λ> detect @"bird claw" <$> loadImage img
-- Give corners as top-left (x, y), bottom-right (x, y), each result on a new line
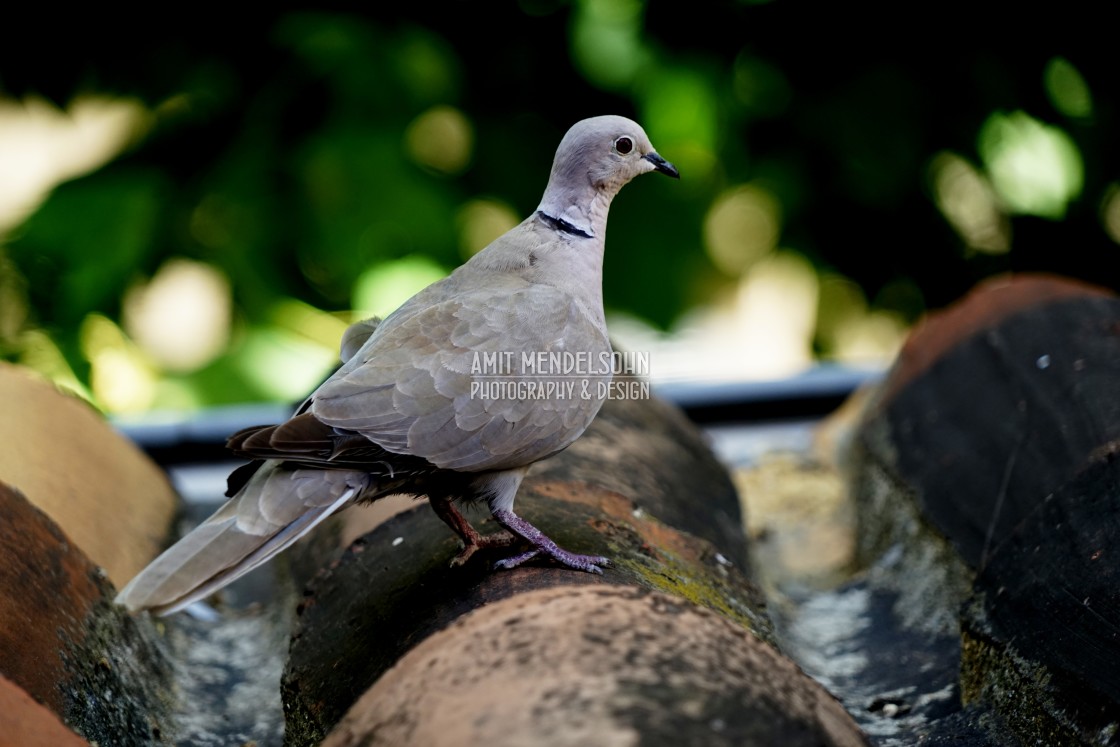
top-left (494, 548), bottom-right (610, 574)
top-left (489, 508), bottom-right (610, 574)
top-left (493, 549), bottom-right (541, 570)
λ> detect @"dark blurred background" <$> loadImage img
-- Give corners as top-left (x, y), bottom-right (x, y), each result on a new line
top-left (1, 4), bottom-right (1116, 414)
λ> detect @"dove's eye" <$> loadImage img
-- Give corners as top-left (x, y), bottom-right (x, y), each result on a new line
top-left (614, 136), bottom-right (634, 155)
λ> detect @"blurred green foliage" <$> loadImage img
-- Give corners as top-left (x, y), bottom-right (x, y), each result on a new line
top-left (0, 5), bottom-right (1117, 412)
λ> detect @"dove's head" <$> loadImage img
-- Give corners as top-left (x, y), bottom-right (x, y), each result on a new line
top-left (542, 115), bottom-right (678, 207)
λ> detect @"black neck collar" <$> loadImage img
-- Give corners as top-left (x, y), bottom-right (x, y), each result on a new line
top-left (537, 211), bottom-right (593, 239)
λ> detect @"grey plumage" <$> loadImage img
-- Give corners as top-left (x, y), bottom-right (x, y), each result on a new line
top-left (115, 115), bottom-right (678, 615)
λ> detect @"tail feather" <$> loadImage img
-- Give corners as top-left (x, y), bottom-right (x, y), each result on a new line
top-left (115, 461), bottom-right (367, 615)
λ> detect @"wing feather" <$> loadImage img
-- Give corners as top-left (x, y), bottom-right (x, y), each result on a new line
top-left (114, 462), bottom-right (366, 614)
top-left (311, 275), bottom-right (610, 472)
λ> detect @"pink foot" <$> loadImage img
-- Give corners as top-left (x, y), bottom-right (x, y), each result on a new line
top-left (491, 509), bottom-right (609, 574)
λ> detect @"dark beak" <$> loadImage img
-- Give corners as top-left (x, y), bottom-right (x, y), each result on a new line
top-left (643, 152), bottom-right (680, 179)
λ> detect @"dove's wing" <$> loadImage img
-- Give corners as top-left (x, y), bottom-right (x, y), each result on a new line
top-left (311, 272), bottom-right (611, 473)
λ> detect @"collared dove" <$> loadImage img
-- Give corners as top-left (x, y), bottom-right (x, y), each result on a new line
top-left (116, 115), bottom-right (679, 615)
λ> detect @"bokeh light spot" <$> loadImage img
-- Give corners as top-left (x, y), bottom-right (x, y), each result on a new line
top-left (124, 258), bottom-right (232, 373)
top-left (395, 31), bottom-right (460, 104)
top-left (929, 152), bottom-right (1010, 254)
top-left (732, 251), bottom-right (818, 377)
top-left (352, 255), bottom-right (448, 320)
top-left (703, 184), bottom-right (781, 275)
top-left (80, 313), bottom-right (156, 413)
top-left (815, 274), bottom-right (907, 365)
top-left (640, 65), bottom-right (719, 179)
top-left (1100, 184), bottom-right (1120, 245)
top-left (271, 298), bottom-right (350, 349)
top-left (830, 311), bottom-right (907, 365)
top-left (232, 326), bottom-right (338, 403)
top-left (978, 110), bottom-right (1083, 219)
top-left (1044, 57), bottom-right (1093, 119)
top-left (405, 106), bottom-right (474, 175)
top-left (572, 0), bottom-right (648, 90)
top-left (640, 251), bottom-right (818, 382)
top-left (0, 94), bottom-right (151, 235)
top-left (815, 274), bottom-right (868, 354)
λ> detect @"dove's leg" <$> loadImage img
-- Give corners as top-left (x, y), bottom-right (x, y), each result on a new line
top-left (428, 493), bottom-right (518, 566)
top-left (490, 509), bottom-right (608, 573)
top-left (476, 467), bottom-right (608, 574)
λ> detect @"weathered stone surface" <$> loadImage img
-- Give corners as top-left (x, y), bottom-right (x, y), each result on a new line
top-left (0, 674), bottom-right (90, 747)
top-left (845, 274), bottom-right (1120, 745)
top-left (856, 276), bottom-right (1120, 568)
top-left (321, 585), bottom-right (867, 747)
top-left (962, 449), bottom-right (1120, 745)
top-left (849, 278), bottom-right (1120, 636)
top-left (282, 479), bottom-right (770, 745)
top-left (0, 362), bottom-right (178, 587)
top-left (0, 481), bottom-right (173, 745)
top-left (876, 273), bottom-right (1112, 403)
